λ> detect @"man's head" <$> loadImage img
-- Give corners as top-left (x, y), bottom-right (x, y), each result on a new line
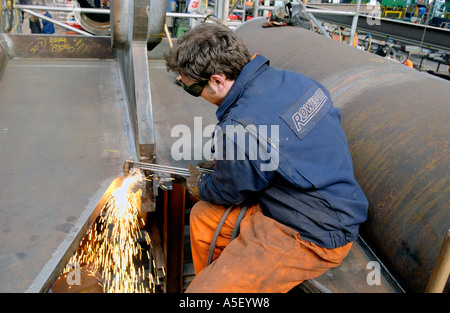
top-left (165, 22), bottom-right (251, 105)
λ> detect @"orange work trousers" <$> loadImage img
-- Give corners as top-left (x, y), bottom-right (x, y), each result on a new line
top-left (186, 201), bottom-right (353, 293)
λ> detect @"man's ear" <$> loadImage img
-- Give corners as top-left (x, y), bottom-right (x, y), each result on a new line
top-left (209, 74), bottom-right (227, 90)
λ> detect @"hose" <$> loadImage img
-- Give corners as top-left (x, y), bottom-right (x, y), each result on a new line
top-left (206, 205), bottom-right (234, 266)
top-left (0, 0), bottom-right (18, 33)
top-left (362, 33), bottom-right (372, 51)
top-left (230, 205), bottom-right (248, 241)
top-left (206, 204), bottom-right (249, 266)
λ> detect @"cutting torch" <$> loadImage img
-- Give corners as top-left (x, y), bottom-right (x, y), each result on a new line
top-left (123, 159), bottom-right (214, 178)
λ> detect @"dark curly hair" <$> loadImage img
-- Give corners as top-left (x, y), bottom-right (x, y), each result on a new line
top-left (164, 23), bottom-right (251, 82)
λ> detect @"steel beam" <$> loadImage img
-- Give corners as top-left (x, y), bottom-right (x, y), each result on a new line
top-left (112, 0), bottom-right (167, 163)
top-left (312, 12), bottom-right (450, 51)
top-left (307, 3), bottom-right (380, 14)
top-left (165, 184), bottom-right (186, 293)
top-left (15, 4), bottom-right (110, 14)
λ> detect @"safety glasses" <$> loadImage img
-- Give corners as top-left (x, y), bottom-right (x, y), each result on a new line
top-left (181, 80), bottom-right (208, 97)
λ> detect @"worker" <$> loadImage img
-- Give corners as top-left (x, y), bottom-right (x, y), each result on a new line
top-left (29, 15), bottom-right (41, 34)
top-left (164, 22), bottom-right (368, 292)
top-left (404, 58), bottom-right (414, 68)
top-left (41, 10), bottom-right (55, 34)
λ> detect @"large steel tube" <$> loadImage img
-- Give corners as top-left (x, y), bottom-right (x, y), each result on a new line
top-left (74, 0), bottom-right (167, 45)
top-left (74, 0), bottom-right (110, 35)
top-left (236, 18), bottom-right (449, 293)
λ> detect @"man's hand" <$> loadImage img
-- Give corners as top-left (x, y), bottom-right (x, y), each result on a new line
top-left (197, 160), bottom-right (216, 170)
top-left (186, 161), bottom-right (215, 200)
top-left (186, 164), bottom-right (202, 200)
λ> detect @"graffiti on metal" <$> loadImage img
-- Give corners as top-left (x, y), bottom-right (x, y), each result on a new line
top-left (6, 34), bottom-right (113, 59)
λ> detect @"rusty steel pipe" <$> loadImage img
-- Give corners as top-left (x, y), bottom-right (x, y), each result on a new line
top-left (236, 18), bottom-right (450, 293)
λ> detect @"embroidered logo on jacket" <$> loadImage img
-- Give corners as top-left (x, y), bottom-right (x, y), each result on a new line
top-left (292, 88), bottom-right (328, 132)
top-left (280, 83), bottom-right (332, 140)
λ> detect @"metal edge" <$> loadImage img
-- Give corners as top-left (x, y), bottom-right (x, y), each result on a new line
top-left (2, 33), bottom-right (114, 59)
top-left (24, 177), bottom-right (124, 293)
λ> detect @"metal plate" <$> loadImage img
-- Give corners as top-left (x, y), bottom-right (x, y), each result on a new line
top-left (2, 34), bottom-right (113, 59)
top-left (0, 58), bottom-right (134, 292)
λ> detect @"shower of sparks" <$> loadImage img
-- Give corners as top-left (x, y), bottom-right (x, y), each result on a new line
top-left (63, 172), bottom-right (158, 293)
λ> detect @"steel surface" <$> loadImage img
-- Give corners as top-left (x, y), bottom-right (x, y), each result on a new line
top-left (0, 58), bottom-right (134, 292)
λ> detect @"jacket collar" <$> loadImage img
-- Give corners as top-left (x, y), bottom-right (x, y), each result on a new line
top-left (216, 54), bottom-right (270, 121)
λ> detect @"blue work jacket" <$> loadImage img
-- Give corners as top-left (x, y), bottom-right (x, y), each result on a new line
top-left (42, 12), bottom-right (55, 34)
top-left (198, 55), bottom-right (368, 249)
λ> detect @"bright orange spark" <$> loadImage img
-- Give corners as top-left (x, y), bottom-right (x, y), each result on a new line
top-left (62, 171), bottom-right (157, 293)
